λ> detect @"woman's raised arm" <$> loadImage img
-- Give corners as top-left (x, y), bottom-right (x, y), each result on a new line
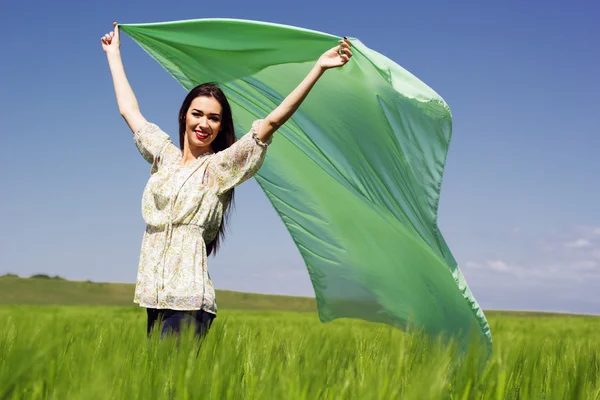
top-left (102, 22), bottom-right (147, 134)
top-left (256, 38), bottom-right (353, 143)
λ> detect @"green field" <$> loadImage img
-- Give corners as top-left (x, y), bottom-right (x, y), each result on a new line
top-left (2, 276), bottom-right (600, 399)
top-left (0, 275), bottom-right (317, 312)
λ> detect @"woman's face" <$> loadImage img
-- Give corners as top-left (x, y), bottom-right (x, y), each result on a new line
top-left (185, 95), bottom-right (223, 152)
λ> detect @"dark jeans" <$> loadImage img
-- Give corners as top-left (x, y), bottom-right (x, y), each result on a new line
top-left (146, 308), bottom-right (215, 338)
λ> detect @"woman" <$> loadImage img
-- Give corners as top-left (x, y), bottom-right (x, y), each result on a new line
top-left (101, 22), bottom-right (352, 338)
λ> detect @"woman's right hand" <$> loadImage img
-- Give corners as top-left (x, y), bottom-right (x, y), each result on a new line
top-left (101, 22), bottom-right (120, 54)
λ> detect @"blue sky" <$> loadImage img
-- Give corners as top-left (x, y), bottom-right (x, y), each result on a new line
top-left (1, 0), bottom-right (598, 314)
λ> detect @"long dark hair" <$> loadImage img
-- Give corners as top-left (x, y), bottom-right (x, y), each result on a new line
top-left (178, 83), bottom-right (236, 257)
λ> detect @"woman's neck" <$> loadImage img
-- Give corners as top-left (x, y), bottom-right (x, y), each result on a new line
top-left (181, 144), bottom-right (212, 166)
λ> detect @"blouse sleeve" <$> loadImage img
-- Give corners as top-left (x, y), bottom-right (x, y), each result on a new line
top-left (134, 123), bottom-right (180, 172)
top-left (207, 120), bottom-right (271, 195)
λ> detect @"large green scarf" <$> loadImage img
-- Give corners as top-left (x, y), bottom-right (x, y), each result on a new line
top-left (120, 18), bottom-right (492, 351)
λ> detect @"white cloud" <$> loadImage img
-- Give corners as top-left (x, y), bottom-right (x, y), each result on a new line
top-left (459, 226), bottom-right (600, 313)
top-left (487, 260), bottom-right (510, 272)
top-left (473, 228), bottom-right (600, 280)
top-left (482, 260), bottom-right (544, 279)
top-left (574, 226), bottom-right (600, 237)
top-left (571, 260), bottom-right (598, 271)
top-left (565, 239), bottom-right (591, 248)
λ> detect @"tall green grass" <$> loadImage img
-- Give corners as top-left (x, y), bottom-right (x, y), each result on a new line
top-left (1, 306), bottom-right (600, 399)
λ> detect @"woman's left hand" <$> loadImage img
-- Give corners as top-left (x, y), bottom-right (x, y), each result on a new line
top-left (317, 38), bottom-right (353, 70)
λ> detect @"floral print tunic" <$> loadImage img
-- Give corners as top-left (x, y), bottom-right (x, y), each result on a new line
top-left (132, 120), bottom-right (269, 313)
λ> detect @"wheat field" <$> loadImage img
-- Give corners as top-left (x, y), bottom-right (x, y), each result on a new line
top-left (2, 304), bottom-right (600, 399)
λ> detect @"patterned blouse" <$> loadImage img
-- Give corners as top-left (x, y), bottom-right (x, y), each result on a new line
top-left (132, 120), bottom-right (269, 313)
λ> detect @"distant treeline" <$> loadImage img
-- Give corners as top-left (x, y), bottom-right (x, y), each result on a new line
top-left (1, 273), bottom-right (66, 280)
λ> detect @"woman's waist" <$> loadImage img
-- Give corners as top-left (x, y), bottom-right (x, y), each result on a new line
top-left (146, 223), bottom-right (205, 235)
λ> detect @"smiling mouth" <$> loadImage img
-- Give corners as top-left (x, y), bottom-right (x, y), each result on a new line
top-left (195, 130), bottom-right (210, 140)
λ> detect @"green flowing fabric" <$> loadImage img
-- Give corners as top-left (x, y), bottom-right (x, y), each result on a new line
top-left (120, 18), bottom-right (492, 351)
